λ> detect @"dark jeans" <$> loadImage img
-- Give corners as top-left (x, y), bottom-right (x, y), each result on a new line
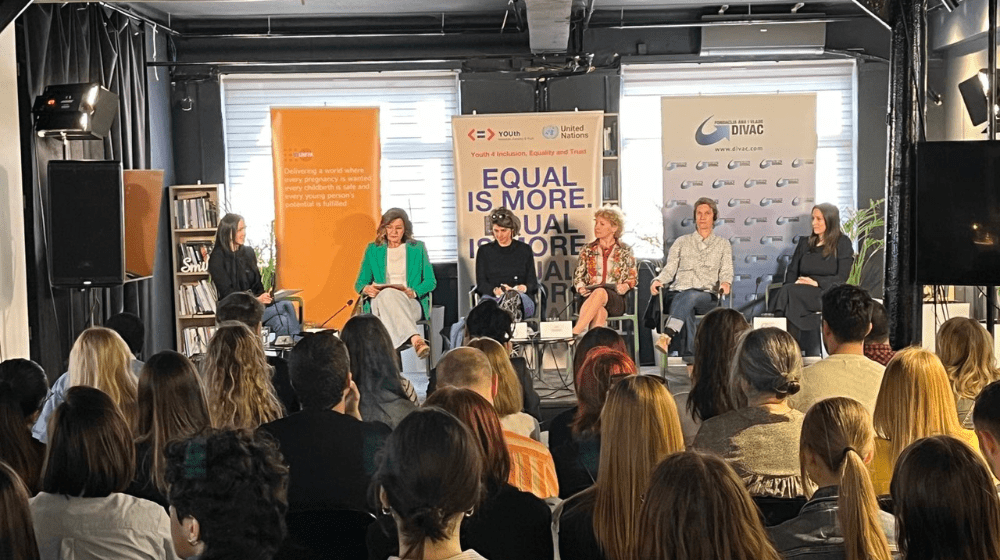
top-left (666, 289), bottom-right (718, 359)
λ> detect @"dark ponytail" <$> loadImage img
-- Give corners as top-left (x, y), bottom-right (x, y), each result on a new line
top-left (0, 360), bottom-right (47, 493)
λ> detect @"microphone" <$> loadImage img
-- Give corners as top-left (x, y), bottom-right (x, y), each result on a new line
top-left (549, 295), bottom-right (577, 321)
top-left (319, 299), bottom-right (354, 329)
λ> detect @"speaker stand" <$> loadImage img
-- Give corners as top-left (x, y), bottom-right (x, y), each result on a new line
top-left (989, 286), bottom-right (996, 337)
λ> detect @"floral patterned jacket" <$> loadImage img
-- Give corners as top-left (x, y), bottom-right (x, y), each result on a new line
top-left (572, 239), bottom-right (638, 290)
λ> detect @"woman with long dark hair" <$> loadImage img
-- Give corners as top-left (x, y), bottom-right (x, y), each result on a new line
top-left (128, 351), bottom-right (212, 508)
top-left (0, 359), bottom-right (47, 494)
top-left (0, 461), bottom-right (40, 560)
top-left (208, 212), bottom-right (300, 337)
top-left (371, 407), bottom-right (486, 560)
top-left (30, 386), bottom-right (176, 558)
top-left (355, 208), bottom-right (437, 359)
top-left (769, 203), bottom-right (854, 354)
top-left (341, 314), bottom-right (418, 429)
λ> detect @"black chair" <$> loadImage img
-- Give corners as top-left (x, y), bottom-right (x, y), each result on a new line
top-left (752, 495), bottom-right (807, 527)
top-left (275, 509), bottom-right (376, 560)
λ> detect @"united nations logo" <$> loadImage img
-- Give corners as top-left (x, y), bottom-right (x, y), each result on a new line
top-left (542, 126), bottom-right (559, 139)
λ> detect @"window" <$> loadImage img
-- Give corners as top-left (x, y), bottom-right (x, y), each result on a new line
top-left (619, 59), bottom-right (857, 259)
top-left (221, 71), bottom-right (461, 261)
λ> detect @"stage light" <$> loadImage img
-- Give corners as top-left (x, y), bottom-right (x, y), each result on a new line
top-left (31, 83), bottom-right (119, 140)
top-left (958, 69), bottom-right (998, 126)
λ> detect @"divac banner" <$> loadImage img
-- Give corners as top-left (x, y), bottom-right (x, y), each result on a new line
top-left (660, 95), bottom-right (817, 313)
top-left (452, 111), bottom-right (604, 318)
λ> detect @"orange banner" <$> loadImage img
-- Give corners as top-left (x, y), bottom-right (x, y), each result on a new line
top-left (271, 107), bottom-right (381, 330)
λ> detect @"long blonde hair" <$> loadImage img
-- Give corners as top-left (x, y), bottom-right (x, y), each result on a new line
top-left (591, 375), bottom-right (684, 560)
top-left (467, 337), bottom-right (523, 417)
top-left (937, 317), bottom-right (1000, 400)
top-left (638, 451), bottom-right (782, 560)
top-left (800, 397), bottom-right (892, 560)
top-left (68, 327), bottom-right (138, 429)
top-left (202, 322), bottom-right (282, 429)
top-left (873, 347), bottom-right (965, 469)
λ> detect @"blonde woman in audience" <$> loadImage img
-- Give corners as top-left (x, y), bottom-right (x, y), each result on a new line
top-left (936, 317), bottom-right (1000, 428)
top-left (557, 375), bottom-right (685, 560)
top-left (891, 435), bottom-right (1000, 560)
top-left (30, 386), bottom-right (177, 559)
top-left (0, 461), bottom-right (39, 560)
top-left (33, 326), bottom-right (138, 442)
top-left (871, 347), bottom-right (984, 495)
top-left (202, 322), bottom-right (283, 430)
top-left (637, 451), bottom-right (782, 560)
top-left (128, 351), bottom-right (212, 508)
top-left (467, 337), bottom-right (540, 440)
top-left (769, 397), bottom-right (896, 560)
top-left (693, 327), bottom-right (806, 498)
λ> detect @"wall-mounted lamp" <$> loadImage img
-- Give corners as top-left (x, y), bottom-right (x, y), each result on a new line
top-left (959, 68), bottom-right (997, 126)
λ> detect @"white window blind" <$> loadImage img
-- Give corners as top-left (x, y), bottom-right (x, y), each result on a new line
top-left (619, 59), bottom-right (857, 258)
top-left (221, 71), bottom-right (461, 262)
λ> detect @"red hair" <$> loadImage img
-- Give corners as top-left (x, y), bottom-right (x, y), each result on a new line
top-left (424, 387), bottom-right (511, 488)
top-left (572, 348), bottom-right (636, 436)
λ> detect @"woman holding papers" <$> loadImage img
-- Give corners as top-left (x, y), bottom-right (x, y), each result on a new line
top-left (572, 206), bottom-right (637, 336)
top-left (208, 213), bottom-right (301, 338)
top-left (355, 208), bottom-right (437, 359)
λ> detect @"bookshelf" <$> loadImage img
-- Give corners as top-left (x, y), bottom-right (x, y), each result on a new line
top-left (602, 113), bottom-right (620, 204)
top-left (169, 184), bottom-right (222, 355)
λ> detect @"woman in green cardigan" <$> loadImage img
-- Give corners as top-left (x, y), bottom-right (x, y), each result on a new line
top-left (354, 208), bottom-right (437, 359)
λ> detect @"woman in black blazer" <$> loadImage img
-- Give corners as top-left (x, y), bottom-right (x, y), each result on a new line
top-left (207, 213), bottom-right (300, 337)
top-left (770, 203), bottom-right (854, 353)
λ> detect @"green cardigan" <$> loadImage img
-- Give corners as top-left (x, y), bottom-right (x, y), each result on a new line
top-left (354, 240), bottom-right (437, 318)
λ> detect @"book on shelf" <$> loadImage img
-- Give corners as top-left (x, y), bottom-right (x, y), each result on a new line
top-left (177, 241), bottom-right (214, 273)
top-left (182, 325), bottom-right (217, 356)
top-left (177, 279), bottom-right (218, 316)
top-left (173, 194), bottom-right (218, 230)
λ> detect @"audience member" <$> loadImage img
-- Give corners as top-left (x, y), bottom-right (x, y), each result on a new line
top-left (371, 407), bottom-right (487, 560)
top-left (863, 300), bottom-right (895, 366)
top-left (973, 380), bottom-right (1000, 479)
top-left (890, 435), bottom-right (1000, 560)
top-left (32, 326), bottom-right (138, 443)
top-left (216, 291), bottom-right (300, 414)
top-left (435, 347), bottom-right (559, 500)
top-left (0, 461), bottom-right (40, 560)
top-left (0, 358), bottom-right (47, 493)
top-left (369, 387), bottom-right (552, 560)
top-left (128, 351), bottom-right (211, 508)
top-left (557, 376), bottom-right (684, 560)
top-left (30, 386), bottom-right (176, 559)
top-left (937, 316), bottom-right (1000, 428)
top-left (870, 347), bottom-right (984, 495)
top-left (459, 298), bottom-right (540, 419)
top-left (104, 311), bottom-right (146, 367)
top-left (547, 327), bottom-right (626, 451)
top-left (467, 337), bottom-right (539, 440)
top-left (793, 285), bottom-right (883, 415)
top-left (637, 451), bottom-right (782, 560)
top-left (165, 429), bottom-right (289, 560)
top-left (259, 331), bottom-right (389, 514)
top-left (202, 322), bottom-right (283, 430)
top-left (693, 327), bottom-right (806, 498)
top-left (768, 397), bottom-right (896, 560)
top-left (551, 347), bottom-right (636, 499)
top-left (677, 307), bottom-right (750, 445)
top-left (340, 314), bottom-right (419, 429)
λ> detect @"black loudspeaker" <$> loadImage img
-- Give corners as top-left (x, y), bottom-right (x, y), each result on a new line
top-left (46, 160), bottom-right (124, 288)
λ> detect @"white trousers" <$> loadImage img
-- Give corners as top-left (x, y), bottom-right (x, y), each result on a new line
top-left (371, 288), bottom-right (423, 348)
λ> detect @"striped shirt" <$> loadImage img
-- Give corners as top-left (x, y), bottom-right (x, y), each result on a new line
top-left (505, 429), bottom-right (559, 500)
top-left (656, 232), bottom-right (734, 292)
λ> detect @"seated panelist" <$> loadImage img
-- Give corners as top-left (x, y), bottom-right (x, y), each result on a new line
top-left (572, 206), bottom-right (637, 336)
top-left (207, 213), bottom-right (301, 338)
top-left (354, 208), bottom-right (437, 359)
top-left (474, 207), bottom-right (539, 321)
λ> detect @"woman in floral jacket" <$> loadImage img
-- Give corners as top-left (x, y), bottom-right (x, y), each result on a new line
top-left (572, 206), bottom-right (637, 336)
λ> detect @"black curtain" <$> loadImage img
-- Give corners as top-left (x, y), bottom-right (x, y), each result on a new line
top-left (16, 4), bottom-right (151, 380)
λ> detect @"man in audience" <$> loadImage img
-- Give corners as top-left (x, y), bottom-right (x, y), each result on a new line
top-left (863, 300), bottom-right (895, 366)
top-left (973, 380), bottom-right (1000, 481)
top-left (792, 284), bottom-right (884, 415)
top-left (258, 332), bottom-right (391, 513)
top-left (434, 347), bottom-right (559, 500)
top-left (216, 292), bottom-right (299, 413)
